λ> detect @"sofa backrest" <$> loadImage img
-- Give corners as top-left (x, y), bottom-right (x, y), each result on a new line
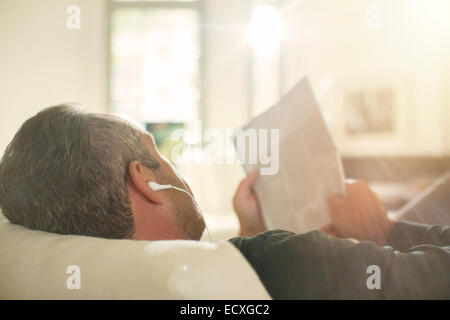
top-left (0, 216), bottom-right (270, 299)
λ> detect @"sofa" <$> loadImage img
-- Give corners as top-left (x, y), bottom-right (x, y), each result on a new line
top-left (0, 214), bottom-right (270, 299)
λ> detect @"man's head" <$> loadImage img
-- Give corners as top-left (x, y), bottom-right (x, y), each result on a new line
top-left (0, 104), bottom-right (205, 240)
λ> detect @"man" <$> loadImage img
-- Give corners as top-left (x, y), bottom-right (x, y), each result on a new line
top-left (0, 105), bottom-right (448, 299)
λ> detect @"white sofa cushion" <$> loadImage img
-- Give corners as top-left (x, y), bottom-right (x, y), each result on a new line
top-left (0, 216), bottom-right (270, 299)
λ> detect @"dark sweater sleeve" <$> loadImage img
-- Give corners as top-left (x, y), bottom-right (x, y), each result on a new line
top-left (387, 220), bottom-right (450, 251)
top-left (229, 226), bottom-right (450, 299)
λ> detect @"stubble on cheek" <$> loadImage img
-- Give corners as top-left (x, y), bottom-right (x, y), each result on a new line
top-left (172, 201), bottom-right (205, 240)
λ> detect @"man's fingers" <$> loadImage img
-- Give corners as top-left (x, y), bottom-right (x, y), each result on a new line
top-left (346, 180), bottom-right (370, 198)
top-left (246, 170), bottom-right (259, 185)
top-left (239, 171), bottom-right (258, 191)
top-left (328, 193), bottom-right (345, 217)
top-left (321, 224), bottom-right (340, 237)
top-left (234, 171), bottom-right (259, 203)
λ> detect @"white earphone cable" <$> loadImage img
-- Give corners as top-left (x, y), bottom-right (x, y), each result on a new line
top-left (148, 182), bottom-right (212, 242)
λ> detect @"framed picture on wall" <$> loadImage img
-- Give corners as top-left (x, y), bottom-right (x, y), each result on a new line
top-left (335, 77), bottom-right (412, 156)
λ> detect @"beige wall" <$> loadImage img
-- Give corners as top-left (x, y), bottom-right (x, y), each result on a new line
top-left (281, 0), bottom-right (450, 156)
top-left (0, 0), bottom-right (107, 154)
top-left (178, 0), bottom-right (252, 214)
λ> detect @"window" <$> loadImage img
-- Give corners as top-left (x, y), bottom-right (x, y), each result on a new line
top-left (109, 0), bottom-right (202, 159)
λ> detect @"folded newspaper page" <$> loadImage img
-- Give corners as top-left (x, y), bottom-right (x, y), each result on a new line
top-left (233, 78), bottom-right (345, 234)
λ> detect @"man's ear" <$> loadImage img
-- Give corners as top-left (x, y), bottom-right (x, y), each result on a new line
top-left (128, 160), bottom-right (164, 205)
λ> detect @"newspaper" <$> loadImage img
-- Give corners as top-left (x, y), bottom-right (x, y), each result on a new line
top-left (234, 78), bottom-right (345, 234)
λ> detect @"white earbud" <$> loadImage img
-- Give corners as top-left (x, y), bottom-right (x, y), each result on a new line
top-left (148, 181), bottom-right (173, 191)
top-left (148, 181), bottom-right (191, 195)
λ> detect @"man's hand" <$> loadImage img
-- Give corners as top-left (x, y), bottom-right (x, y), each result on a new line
top-left (324, 180), bottom-right (395, 246)
top-left (233, 171), bottom-right (266, 237)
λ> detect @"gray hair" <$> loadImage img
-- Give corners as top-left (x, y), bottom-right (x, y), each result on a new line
top-left (0, 104), bottom-right (159, 238)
